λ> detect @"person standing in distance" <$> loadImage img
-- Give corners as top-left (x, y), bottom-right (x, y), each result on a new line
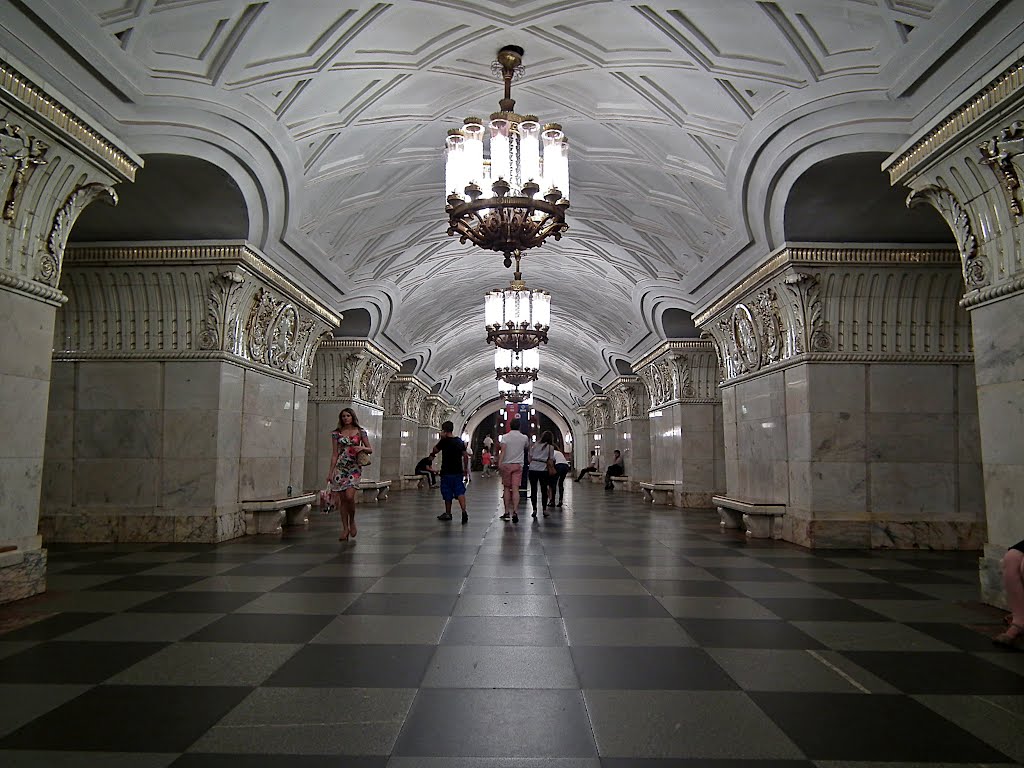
top-left (430, 421), bottom-right (470, 524)
top-left (497, 418), bottom-right (529, 523)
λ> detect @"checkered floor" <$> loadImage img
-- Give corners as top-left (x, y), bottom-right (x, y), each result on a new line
top-left (1, 477), bottom-right (1022, 767)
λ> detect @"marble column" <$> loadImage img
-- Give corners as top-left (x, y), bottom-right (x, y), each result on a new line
top-left (41, 243), bottom-right (336, 543)
top-left (697, 245), bottom-right (979, 549)
top-left (636, 342), bottom-right (725, 507)
top-left (380, 375), bottom-right (429, 484)
top-left (884, 55), bottom-right (1024, 603)
top-left (304, 339), bottom-right (398, 491)
top-left (578, 396), bottom-right (612, 477)
top-left (0, 53), bottom-right (140, 603)
top-left (606, 376), bottom-right (651, 489)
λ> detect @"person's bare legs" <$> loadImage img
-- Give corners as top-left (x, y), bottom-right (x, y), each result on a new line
top-left (347, 487), bottom-right (358, 538)
top-left (997, 548), bottom-right (1024, 645)
top-left (338, 488), bottom-right (356, 540)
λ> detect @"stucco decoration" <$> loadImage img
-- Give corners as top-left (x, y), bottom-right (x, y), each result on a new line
top-left (39, 184), bottom-right (118, 287)
top-left (0, 118), bottom-right (48, 222)
top-left (694, 247), bottom-right (970, 384)
top-left (635, 342), bottom-right (720, 407)
top-left (384, 375), bottom-right (430, 420)
top-left (309, 340), bottom-right (399, 406)
top-left (608, 376), bottom-right (647, 423)
top-left (978, 120), bottom-right (1023, 220)
top-left (198, 269), bottom-right (248, 353)
top-left (907, 186), bottom-right (987, 288)
top-left (246, 288), bottom-right (319, 376)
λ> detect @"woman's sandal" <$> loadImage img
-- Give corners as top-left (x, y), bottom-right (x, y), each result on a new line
top-left (349, 523), bottom-right (357, 539)
top-left (993, 622), bottom-right (1024, 649)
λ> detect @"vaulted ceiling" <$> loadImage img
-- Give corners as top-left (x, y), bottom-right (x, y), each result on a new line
top-left (5, 0), bottom-right (1013, 419)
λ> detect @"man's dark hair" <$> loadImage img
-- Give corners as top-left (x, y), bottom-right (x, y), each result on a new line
top-left (510, 418), bottom-right (521, 430)
top-left (441, 420), bottom-right (454, 433)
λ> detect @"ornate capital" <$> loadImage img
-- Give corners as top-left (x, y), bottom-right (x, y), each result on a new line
top-left (606, 376), bottom-right (647, 423)
top-left (310, 339), bottom-right (399, 405)
top-left (635, 341), bottom-right (719, 407)
top-left (384, 375), bottom-right (431, 420)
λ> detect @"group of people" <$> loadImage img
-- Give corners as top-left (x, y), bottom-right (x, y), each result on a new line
top-left (575, 449), bottom-right (625, 489)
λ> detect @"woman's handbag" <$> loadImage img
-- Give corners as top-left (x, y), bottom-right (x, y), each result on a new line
top-left (318, 487), bottom-right (334, 513)
top-left (546, 448), bottom-right (557, 476)
top-left (356, 429), bottom-right (372, 466)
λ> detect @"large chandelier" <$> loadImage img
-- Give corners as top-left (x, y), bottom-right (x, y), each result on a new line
top-left (444, 45), bottom-right (569, 267)
top-left (498, 380), bottom-right (533, 404)
top-left (495, 348), bottom-right (539, 386)
top-left (484, 253), bottom-right (550, 351)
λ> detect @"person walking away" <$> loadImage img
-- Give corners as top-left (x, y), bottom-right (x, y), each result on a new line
top-left (576, 450), bottom-right (600, 482)
top-left (430, 421), bottom-right (470, 524)
top-left (528, 430), bottom-right (556, 518)
top-left (480, 447), bottom-right (493, 477)
top-left (497, 419), bottom-right (529, 523)
top-left (551, 448), bottom-right (570, 506)
top-left (414, 455), bottom-right (437, 488)
top-left (327, 408), bottom-right (373, 541)
top-left (604, 449), bottom-right (625, 490)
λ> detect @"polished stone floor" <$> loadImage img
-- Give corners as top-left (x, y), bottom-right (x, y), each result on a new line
top-left (1, 477), bottom-right (1022, 767)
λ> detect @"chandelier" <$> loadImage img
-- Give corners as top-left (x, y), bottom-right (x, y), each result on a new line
top-left (484, 253), bottom-right (550, 351)
top-left (495, 348), bottom-right (539, 386)
top-left (498, 380), bottom-right (533, 404)
top-left (444, 45), bottom-right (569, 267)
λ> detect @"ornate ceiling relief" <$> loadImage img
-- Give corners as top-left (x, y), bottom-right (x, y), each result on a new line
top-left (886, 55), bottom-right (1024, 309)
top-left (57, 243), bottom-right (338, 384)
top-left (0, 58), bottom-right (137, 298)
top-left (635, 342), bottom-right (721, 407)
top-left (309, 339), bottom-right (398, 406)
top-left (383, 375), bottom-right (430, 421)
top-left (693, 247), bottom-right (971, 384)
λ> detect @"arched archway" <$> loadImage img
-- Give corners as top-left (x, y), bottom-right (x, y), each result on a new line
top-left (461, 398), bottom-right (579, 464)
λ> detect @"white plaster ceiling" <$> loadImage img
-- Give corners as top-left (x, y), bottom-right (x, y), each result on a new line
top-left (4, 0), bottom-right (1011, 418)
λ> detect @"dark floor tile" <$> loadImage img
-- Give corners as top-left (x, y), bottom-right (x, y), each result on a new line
top-left (0, 612), bottom-right (105, 641)
top-left (677, 619), bottom-right (825, 649)
top-left (0, 640), bottom-right (166, 683)
top-left (224, 563), bottom-right (317, 577)
top-left (326, 553), bottom-right (407, 564)
top-left (184, 613), bottom-right (334, 643)
top-left (129, 591), bottom-right (260, 613)
top-left (905, 621), bottom-right (1003, 651)
top-left (753, 598), bottom-right (889, 622)
top-left (0, 684), bottom-right (250, 752)
top-left (746, 557), bottom-right (847, 569)
top-left (572, 646), bottom-right (738, 690)
top-left (186, 552), bottom-right (263, 563)
top-left (263, 643), bottom-right (434, 687)
top-left (440, 616), bottom-right (567, 646)
top-left (392, 688), bottom-right (596, 757)
top-left (89, 575), bottom-right (205, 592)
top-left (841, 650), bottom-right (1024, 694)
top-left (641, 580), bottom-right (745, 598)
top-left (866, 569), bottom-right (966, 584)
top-left (271, 576), bottom-right (378, 593)
top-left (170, 757), bottom-right (386, 767)
top-left (817, 581), bottom-right (936, 600)
top-left (557, 595), bottom-right (671, 618)
top-left (750, 691), bottom-right (1012, 762)
top-left (600, 760), bottom-right (815, 767)
top-left (548, 565), bottom-right (634, 579)
top-left (385, 564), bottom-right (472, 578)
top-left (60, 561), bottom-right (154, 575)
top-left (344, 594), bottom-right (457, 616)
top-left (703, 567), bottom-right (797, 582)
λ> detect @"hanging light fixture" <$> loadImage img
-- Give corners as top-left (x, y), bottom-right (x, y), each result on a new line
top-left (484, 252), bottom-right (550, 351)
top-left (498, 380), bottom-right (534, 404)
top-left (444, 45), bottom-right (569, 268)
top-left (495, 348), bottom-right (539, 386)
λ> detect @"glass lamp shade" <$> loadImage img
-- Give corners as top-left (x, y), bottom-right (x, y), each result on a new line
top-left (495, 348), bottom-right (539, 385)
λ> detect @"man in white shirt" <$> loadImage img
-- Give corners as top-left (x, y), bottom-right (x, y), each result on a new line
top-left (497, 419), bottom-right (529, 523)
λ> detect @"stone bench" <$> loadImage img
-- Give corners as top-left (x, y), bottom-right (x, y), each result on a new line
top-left (400, 474), bottom-right (430, 491)
top-left (242, 493), bottom-right (316, 535)
top-left (640, 482), bottom-right (676, 505)
top-left (355, 480), bottom-right (391, 504)
top-left (588, 472), bottom-right (604, 484)
top-left (713, 495), bottom-right (786, 539)
top-left (609, 475), bottom-right (631, 490)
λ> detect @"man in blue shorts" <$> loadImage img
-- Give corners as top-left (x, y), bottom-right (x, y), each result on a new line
top-left (429, 420), bottom-right (471, 524)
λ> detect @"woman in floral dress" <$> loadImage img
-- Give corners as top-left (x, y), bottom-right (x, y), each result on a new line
top-left (327, 408), bottom-right (373, 541)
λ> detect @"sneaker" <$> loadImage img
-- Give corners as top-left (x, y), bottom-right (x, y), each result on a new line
top-left (461, 511), bottom-right (468, 524)
top-left (437, 512), bottom-right (452, 521)
top-left (512, 513), bottom-right (519, 523)
top-left (499, 513), bottom-right (511, 521)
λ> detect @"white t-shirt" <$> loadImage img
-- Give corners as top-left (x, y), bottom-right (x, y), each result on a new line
top-left (552, 450), bottom-right (568, 466)
top-left (498, 430), bottom-right (529, 465)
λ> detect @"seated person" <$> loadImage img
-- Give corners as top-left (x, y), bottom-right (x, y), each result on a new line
top-left (414, 456), bottom-right (437, 487)
top-left (604, 449), bottom-right (624, 489)
top-left (575, 450), bottom-right (600, 481)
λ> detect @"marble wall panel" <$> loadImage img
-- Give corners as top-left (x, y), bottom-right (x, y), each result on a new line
top-left (74, 458), bottom-right (159, 507)
top-left (161, 458), bottom-right (218, 509)
top-left (381, 417), bottom-right (419, 481)
top-left (0, 457), bottom-right (44, 545)
top-left (77, 362), bottom-right (162, 411)
top-left (866, 413), bottom-right (955, 463)
top-left (238, 457), bottom-right (290, 500)
top-left (74, 410), bottom-right (161, 458)
top-left (869, 364), bottom-right (954, 414)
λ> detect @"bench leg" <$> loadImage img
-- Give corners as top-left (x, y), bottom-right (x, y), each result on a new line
top-left (641, 488), bottom-right (653, 503)
top-left (284, 504), bottom-right (311, 527)
top-left (377, 488), bottom-right (389, 502)
top-left (718, 506), bottom-right (743, 530)
top-left (651, 490), bottom-right (672, 505)
top-left (249, 510), bottom-right (284, 535)
top-left (743, 513), bottom-right (775, 539)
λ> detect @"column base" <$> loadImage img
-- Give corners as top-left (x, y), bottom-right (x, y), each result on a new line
top-left (39, 510), bottom-right (247, 544)
top-left (777, 515), bottom-right (986, 550)
top-left (0, 548), bottom-right (47, 605)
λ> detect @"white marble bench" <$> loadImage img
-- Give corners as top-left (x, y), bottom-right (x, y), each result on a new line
top-left (640, 482), bottom-right (676, 505)
top-left (588, 473), bottom-right (604, 484)
top-left (713, 495), bottom-right (786, 539)
top-left (355, 480), bottom-right (391, 504)
top-left (400, 474), bottom-right (427, 491)
top-left (242, 493), bottom-right (316, 535)
top-left (609, 475), bottom-right (631, 490)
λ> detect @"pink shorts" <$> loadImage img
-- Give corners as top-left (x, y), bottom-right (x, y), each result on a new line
top-left (499, 463), bottom-right (523, 488)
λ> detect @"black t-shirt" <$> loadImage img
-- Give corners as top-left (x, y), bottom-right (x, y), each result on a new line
top-left (415, 457), bottom-right (432, 473)
top-left (433, 436), bottom-right (467, 475)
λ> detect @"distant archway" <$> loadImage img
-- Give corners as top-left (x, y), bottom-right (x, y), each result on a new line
top-left (461, 398), bottom-right (578, 463)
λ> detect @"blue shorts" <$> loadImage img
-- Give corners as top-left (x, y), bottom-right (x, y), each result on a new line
top-left (440, 474), bottom-right (466, 501)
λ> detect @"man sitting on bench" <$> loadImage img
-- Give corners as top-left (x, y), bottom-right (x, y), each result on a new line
top-left (415, 455), bottom-right (437, 488)
top-left (604, 450), bottom-right (625, 490)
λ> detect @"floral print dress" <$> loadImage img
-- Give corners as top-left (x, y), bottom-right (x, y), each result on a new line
top-left (329, 429), bottom-right (365, 492)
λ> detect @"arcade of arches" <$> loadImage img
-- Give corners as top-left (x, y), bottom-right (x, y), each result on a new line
top-left (0, 1), bottom-right (1022, 616)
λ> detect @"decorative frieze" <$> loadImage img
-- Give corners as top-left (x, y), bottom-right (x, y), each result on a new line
top-left (634, 340), bottom-right (720, 407)
top-left (56, 243), bottom-right (339, 383)
top-left (384, 375), bottom-right (430, 420)
top-left (419, 394), bottom-right (452, 429)
top-left (310, 339), bottom-right (399, 406)
top-left (694, 246), bottom-right (970, 384)
top-left (606, 376), bottom-right (648, 423)
top-left (578, 395), bottom-right (610, 431)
